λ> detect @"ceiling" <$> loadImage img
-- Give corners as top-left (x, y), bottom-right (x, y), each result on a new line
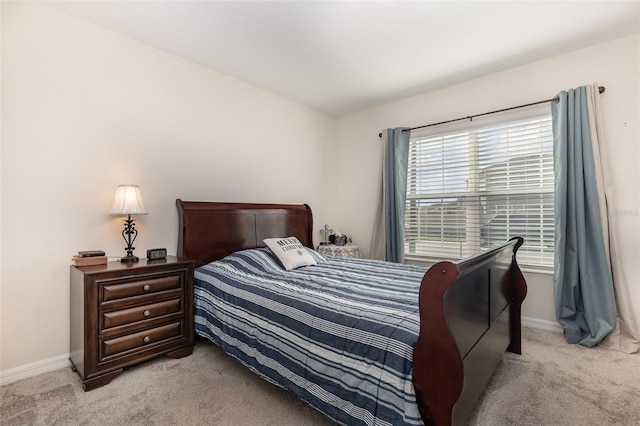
top-left (48, 1), bottom-right (640, 116)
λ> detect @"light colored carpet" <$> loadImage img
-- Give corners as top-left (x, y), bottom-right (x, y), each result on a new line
top-left (2, 328), bottom-right (639, 425)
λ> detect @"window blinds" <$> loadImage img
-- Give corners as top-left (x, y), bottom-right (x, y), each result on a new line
top-left (405, 113), bottom-right (554, 269)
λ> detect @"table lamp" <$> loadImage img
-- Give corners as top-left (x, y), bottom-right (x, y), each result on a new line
top-left (110, 184), bottom-right (148, 262)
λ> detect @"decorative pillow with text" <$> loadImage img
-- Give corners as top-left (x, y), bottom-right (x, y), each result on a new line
top-left (263, 237), bottom-right (318, 271)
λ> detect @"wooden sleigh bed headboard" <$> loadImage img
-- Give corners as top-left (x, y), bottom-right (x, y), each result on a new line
top-left (176, 200), bottom-right (314, 267)
top-left (176, 199), bottom-right (527, 426)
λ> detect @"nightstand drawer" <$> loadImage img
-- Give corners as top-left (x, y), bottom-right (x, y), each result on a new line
top-left (101, 298), bottom-right (183, 331)
top-left (101, 275), bottom-right (181, 302)
top-left (101, 321), bottom-right (182, 358)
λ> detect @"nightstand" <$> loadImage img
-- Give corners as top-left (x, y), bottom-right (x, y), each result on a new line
top-left (317, 244), bottom-right (361, 258)
top-left (69, 256), bottom-right (194, 391)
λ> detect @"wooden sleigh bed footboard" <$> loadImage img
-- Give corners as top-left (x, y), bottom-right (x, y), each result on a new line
top-left (413, 237), bottom-right (527, 426)
top-left (176, 200), bottom-right (527, 426)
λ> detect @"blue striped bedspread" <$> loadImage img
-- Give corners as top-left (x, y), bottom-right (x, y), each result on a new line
top-left (194, 248), bottom-right (429, 426)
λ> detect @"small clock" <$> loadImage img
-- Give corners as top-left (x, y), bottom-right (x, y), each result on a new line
top-left (147, 248), bottom-right (167, 260)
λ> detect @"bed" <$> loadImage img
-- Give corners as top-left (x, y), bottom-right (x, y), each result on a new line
top-left (176, 200), bottom-right (527, 426)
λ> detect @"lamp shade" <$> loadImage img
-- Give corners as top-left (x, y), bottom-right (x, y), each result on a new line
top-left (110, 184), bottom-right (148, 215)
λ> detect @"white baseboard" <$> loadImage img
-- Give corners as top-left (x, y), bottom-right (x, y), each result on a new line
top-left (0, 318), bottom-right (560, 387)
top-left (0, 353), bottom-right (70, 386)
top-left (522, 316), bottom-right (563, 333)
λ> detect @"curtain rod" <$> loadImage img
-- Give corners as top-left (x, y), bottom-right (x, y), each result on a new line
top-left (378, 86), bottom-right (605, 138)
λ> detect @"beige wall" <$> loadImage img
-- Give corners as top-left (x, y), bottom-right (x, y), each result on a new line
top-left (2, 1), bottom-right (638, 378)
top-left (334, 33), bottom-right (640, 325)
top-left (1, 2), bottom-right (336, 372)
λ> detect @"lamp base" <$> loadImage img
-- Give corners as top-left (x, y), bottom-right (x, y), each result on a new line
top-left (120, 255), bottom-right (139, 263)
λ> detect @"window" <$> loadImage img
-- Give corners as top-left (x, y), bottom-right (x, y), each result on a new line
top-left (405, 108), bottom-right (554, 269)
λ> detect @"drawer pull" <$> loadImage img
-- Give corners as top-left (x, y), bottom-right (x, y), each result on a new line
top-left (143, 310), bottom-right (150, 317)
top-left (143, 336), bottom-right (150, 343)
top-left (143, 284), bottom-right (150, 291)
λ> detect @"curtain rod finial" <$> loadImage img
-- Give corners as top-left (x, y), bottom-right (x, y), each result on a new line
top-left (599, 86), bottom-right (606, 94)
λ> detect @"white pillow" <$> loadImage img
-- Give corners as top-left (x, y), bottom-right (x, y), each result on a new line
top-left (263, 237), bottom-right (317, 271)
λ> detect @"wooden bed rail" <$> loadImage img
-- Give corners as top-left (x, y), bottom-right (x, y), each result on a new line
top-left (412, 237), bottom-right (527, 426)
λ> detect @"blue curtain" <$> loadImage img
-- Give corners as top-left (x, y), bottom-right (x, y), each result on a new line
top-left (552, 87), bottom-right (616, 347)
top-left (383, 127), bottom-right (411, 263)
